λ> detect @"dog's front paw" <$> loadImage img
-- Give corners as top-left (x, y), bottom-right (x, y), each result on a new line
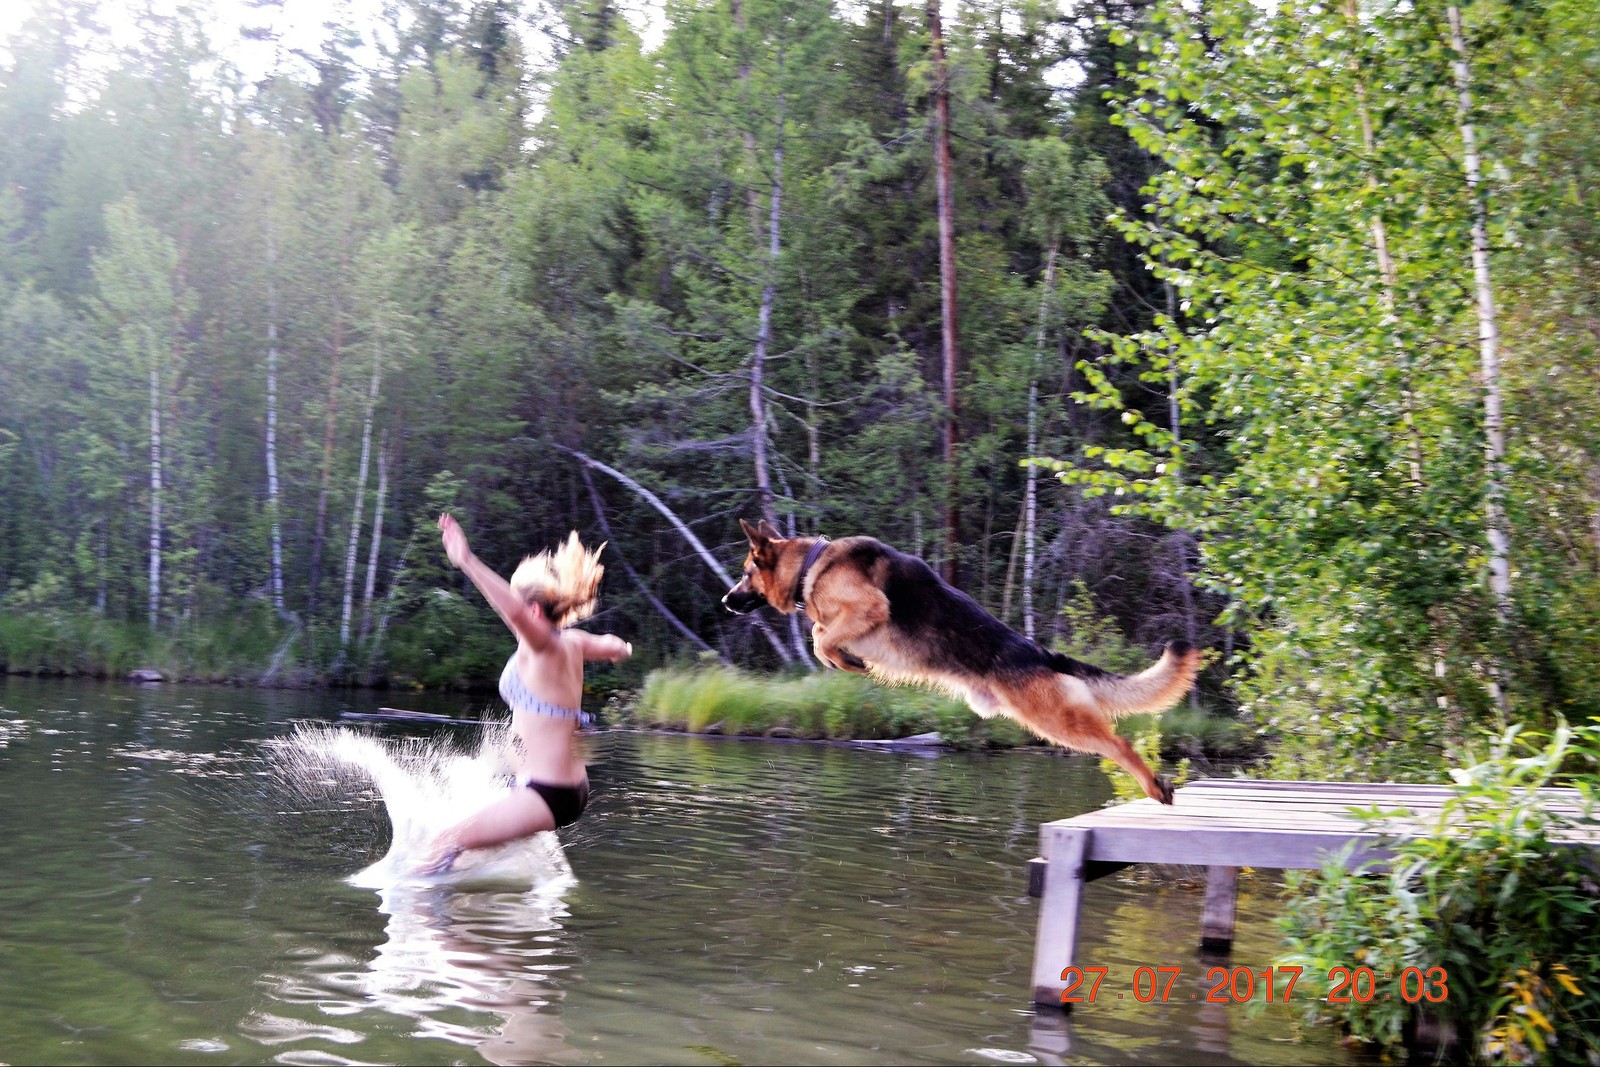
top-left (819, 645), bottom-right (868, 673)
top-left (1154, 777), bottom-right (1174, 805)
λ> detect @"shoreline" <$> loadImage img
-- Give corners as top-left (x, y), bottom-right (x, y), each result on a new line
top-left (0, 663), bottom-right (485, 693)
top-left (2, 666), bottom-right (1253, 764)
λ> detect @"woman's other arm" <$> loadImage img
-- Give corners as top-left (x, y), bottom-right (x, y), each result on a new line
top-left (572, 631), bottom-right (633, 663)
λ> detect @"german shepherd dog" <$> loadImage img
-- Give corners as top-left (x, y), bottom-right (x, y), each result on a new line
top-left (723, 520), bottom-right (1202, 804)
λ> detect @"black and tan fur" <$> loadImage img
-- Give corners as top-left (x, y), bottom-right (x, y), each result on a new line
top-left (723, 519), bottom-right (1201, 804)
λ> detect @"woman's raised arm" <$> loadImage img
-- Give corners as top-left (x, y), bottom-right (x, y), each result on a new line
top-left (439, 513), bottom-right (554, 651)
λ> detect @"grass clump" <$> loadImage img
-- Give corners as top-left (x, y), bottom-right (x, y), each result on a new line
top-left (637, 654), bottom-right (1246, 757)
top-left (633, 659), bottom-right (1021, 746)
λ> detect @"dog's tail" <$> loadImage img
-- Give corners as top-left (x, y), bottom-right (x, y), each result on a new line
top-left (1047, 641), bottom-right (1203, 719)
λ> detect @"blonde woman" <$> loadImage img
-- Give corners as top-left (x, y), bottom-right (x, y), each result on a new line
top-left (417, 513), bottom-right (632, 875)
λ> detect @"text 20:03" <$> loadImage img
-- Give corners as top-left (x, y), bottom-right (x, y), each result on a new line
top-left (1058, 965), bottom-right (1450, 1004)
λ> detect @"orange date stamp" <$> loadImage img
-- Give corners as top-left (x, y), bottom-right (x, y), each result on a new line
top-left (1059, 964), bottom-right (1450, 1005)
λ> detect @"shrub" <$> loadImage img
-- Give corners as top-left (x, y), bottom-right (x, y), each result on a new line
top-left (1276, 723), bottom-right (1600, 1065)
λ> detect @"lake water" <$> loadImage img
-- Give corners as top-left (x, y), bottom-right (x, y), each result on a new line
top-left (0, 675), bottom-right (1370, 1066)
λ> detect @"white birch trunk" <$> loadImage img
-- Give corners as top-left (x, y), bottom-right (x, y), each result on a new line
top-left (148, 362), bottom-right (162, 629)
top-left (757, 95), bottom-right (811, 664)
top-left (1165, 277), bottom-right (1201, 709)
top-left (339, 334), bottom-right (383, 647)
top-left (1345, 0), bottom-right (1426, 487)
top-left (358, 437), bottom-right (389, 648)
top-left (310, 300), bottom-right (344, 616)
top-left (1448, 4), bottom-right (1512, 714)
top-left (96, 526), bottom-right (107, 614)
top-left (749, 96), bottom-right (784, 527)
top-left (929, 0), bottom-right (960, 582)
top-left (1591, 465), bottom-right (1600, 562)
top-left (368, 546), bottom-right (410, 671)
top-left (1343, 0), bottom-right (1455, 716)
top-left (1023, 244), bottom-right (1059, 641)
top-left (265, 223), bottom-right (285, 615)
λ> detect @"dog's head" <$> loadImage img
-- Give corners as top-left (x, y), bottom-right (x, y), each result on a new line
top-left (722, 518), bottom-right (786, 614)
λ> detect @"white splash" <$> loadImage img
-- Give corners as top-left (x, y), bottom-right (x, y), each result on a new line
top-left (267, 722), bottom-right (575, 891)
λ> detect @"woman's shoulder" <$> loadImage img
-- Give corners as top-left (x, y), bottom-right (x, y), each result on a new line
top-left (513, 632), bottom-right (587, 668)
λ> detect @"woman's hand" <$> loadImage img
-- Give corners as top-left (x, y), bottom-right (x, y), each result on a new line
top-left (439, 513), bottom-right (472, 569)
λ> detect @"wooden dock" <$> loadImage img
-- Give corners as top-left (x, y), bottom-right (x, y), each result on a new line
top-left (1027, 778), bottom-right (1595, 1008)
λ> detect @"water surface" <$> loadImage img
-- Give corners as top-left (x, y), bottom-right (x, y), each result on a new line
top-left (0, 675), bottom-right (1367, 1065)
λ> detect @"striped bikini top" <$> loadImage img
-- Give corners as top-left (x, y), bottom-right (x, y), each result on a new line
top-left (499, 655), bottom-right (593, 727)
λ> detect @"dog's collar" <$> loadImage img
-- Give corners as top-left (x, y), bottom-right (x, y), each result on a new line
top-left (793, 537), bottom-right (830, 611)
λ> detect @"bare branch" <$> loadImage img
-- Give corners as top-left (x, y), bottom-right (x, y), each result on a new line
top-left (581, 467), bottom-right (720, 657)
top-left (553, 444), bottom-right (795, 665)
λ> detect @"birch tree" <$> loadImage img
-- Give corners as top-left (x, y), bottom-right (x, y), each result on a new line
top-left (1051, 0), bottom-right (1538, 773)
top-left (1016, 139), bottom-right (1113, 639)
top-left (90, 198), bottom-right (186, 629)
top-left (339, 225), bottom-right (420, 652)
top-left (926, 0), bottom-right (961, 582)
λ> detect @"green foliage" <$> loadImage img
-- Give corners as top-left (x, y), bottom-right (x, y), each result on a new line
top-left (0, 0), bottom-right (1163, 687)
top-left (1038, 0), bottom-right (1600, 778)
top-left (1053, 580), bottom-right (1152, 675)
top-left (1278, 724), bottom-right (1600, 1064)
top-left (1145, 704), bottom-right (1253, 762)
top-left (375, 471), bottom-right (507, 687)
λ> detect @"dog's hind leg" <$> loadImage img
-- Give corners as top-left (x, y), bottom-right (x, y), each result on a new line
top-left (1006, 677), bottom-right (1174, 804)
top-left (1081, 733), bottom-right (1174, 805)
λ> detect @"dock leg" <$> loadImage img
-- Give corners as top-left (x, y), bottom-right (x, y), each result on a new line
top-left (1200, 866), bottom-right (1239, 953)
top-left (1030, 825), bottom-right (1090, 1008)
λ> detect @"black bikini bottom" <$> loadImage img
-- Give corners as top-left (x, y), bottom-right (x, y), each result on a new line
top-left (521, 776), bottom-right (591, 829)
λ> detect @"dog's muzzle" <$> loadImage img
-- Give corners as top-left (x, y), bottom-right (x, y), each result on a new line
top-left (722, 588), bottom-right (766, 615)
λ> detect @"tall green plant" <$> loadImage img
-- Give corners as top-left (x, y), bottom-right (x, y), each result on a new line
top-left (1278, 723), bottom-right (1600, 1064)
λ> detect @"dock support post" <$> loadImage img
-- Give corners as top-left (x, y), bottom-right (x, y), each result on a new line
top-left (1201, 865), bottom-right (1239, 952)
top-left (1026, 856), bottom-right (1047, 897)
top-left (1030, 824), bottom-right (1091, 1008)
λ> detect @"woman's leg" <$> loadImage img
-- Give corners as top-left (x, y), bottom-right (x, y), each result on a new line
top-left (416, 787), bottom-right (556, 874)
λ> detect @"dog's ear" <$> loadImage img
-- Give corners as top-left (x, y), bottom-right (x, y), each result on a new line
top-left (756, 519), bottom-right (783, 542)
top-left (739, 518), bottom-right (764, 545)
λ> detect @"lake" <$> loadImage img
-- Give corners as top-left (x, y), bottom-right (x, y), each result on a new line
top-left (0, 675), bottom-right (1368, 1065)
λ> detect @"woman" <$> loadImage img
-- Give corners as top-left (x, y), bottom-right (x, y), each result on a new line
top-left (417, 513), bottom-right (632, 875)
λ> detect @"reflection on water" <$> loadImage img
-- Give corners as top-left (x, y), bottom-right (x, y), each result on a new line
top-left (361, 882), bottom-right (576, 1064)
top-left (0, 676), bottom-right (1370, 1066)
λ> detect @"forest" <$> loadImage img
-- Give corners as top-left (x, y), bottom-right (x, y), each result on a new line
top-left (1, 0), bottom-right (1598, 778)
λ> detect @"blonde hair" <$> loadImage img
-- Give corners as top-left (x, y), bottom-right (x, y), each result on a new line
top-left (509, 531), bottom-right (606, 627)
